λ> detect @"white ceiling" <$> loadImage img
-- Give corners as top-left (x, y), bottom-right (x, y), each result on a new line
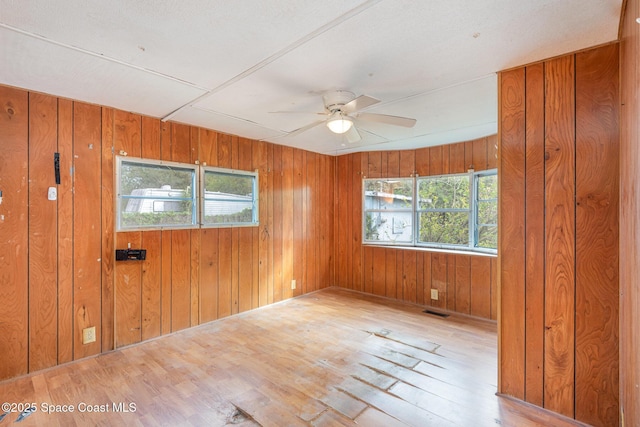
top-left (0, 0), bottom-right (622, 155)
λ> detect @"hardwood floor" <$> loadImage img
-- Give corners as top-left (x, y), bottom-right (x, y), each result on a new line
top-left (0, 288), bottom-right (587, 426)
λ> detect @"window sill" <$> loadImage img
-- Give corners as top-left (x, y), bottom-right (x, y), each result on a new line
top-left (361, 243), bottom-right (497, 258)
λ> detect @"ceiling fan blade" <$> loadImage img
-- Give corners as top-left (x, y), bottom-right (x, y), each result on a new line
top-left (287, 120), bottom-right (325, 137)
top-left (345, 125), bottom-right (361, 143)
top-left (357, 112), bottom-right (416, 128)
top-left (269, 110), bottom-right (326, 115)
top-left (342, 95), bottom-right (380, 114)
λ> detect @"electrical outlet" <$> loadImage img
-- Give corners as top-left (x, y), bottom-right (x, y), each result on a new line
top-left (82, 327), bottom-right (96, 344)
top-left (430, 289), bottom-right (439, 300)
top-left (291, 279), bottom-right (296, 290)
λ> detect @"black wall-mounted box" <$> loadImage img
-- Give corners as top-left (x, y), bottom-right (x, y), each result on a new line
top-left (115, 249), bottom-right (147, 261)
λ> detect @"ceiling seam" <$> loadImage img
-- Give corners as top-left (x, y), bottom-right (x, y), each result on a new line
top-left (0, 22), bottom-right (209, 92)
top-left (160, 0), bottom-right (384, 122)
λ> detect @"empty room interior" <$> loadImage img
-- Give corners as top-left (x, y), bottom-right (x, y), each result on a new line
top-left (0, 1), bottom-right (638, 426)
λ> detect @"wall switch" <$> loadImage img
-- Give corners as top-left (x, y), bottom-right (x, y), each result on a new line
top-left (82, 327), bottom-right (96, 344)
top-left (430, 289), bottom-right (439, 300)
top-left (47, 187), bottom-right (57, 201)
top-left (291, 279), bottom-right (296, 290)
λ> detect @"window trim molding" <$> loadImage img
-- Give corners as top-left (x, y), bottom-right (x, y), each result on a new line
top-left (200, 166), bottom-right (260, 229)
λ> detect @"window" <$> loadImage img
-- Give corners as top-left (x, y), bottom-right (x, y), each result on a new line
top-left (417, 174), bottom-right (471, 247)
top-left (202, 167), bottom-right (258, 227)
top-left (362, 170), bottom-right (497, 253)
top-left (116, 157), bottom-right (198, 231)
top-left (363, 178), bottom-right (414, 244)
top-left (474, 171), bottom-right (498, 249)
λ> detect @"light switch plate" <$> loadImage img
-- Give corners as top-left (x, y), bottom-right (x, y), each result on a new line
top-left (47, 187), bottom-right (57, 201)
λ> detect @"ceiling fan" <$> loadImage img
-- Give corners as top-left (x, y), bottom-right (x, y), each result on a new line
top-left (281, 91), bottom-right (416, 143)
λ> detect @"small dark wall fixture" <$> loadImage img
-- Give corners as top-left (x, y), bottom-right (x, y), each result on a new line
top-left (115, 249), bottom-right (146, 261)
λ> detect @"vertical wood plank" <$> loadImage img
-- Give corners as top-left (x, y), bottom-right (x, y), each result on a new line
top-left (171, 230), bottom-right (191, 331)
top-left (161, 233), bottom-right (172, 335)
top-left (619, 2), bottom-right (640, 424)
top-left (372, 247), bottom-right (386, 296)
top-left (449, 142), bottom-right (466, 174)
top-left (429, 146), bottom-right (443, 175)
top-left (446, 255), bottom-right (456, 311)
top-left (141, 117), bottom-right (162, 339)
top-left (363, 246), bottom-right (373, 294)
top-left (281, 146), bottom-right (294, 300)
top-left (416, 251), bottom-right (424, 305)
top-left (399, 150), bottom-right (415, 178)
top-left (465, 141), bottom-right (474, 170)
top-left (575, 44), bottom-right (619, 427)
top-left (487, 134), bottom-right (499, 170)
top-left (490, 257), bottom-right (498, 321)
top-left (293, 148), bottom-right (305, 297)
top-left (336, 155), bottom-right (349, 288)
top-left (73, 102), bottom-right (102, 360)
top-left (386, 151), bottom-right (400, 177)
top-left (0, 86), bottom-right (29, 378)
top-left (431, 253), bottom-right (447, 310)
top-left (28, 92), bottom-right (59, 371)
top-left (115, 232), bottom-right (142, 347)
top-left (218, 228), bottom-right (232, 318)
top-left (524, 62), bottom-right (546, 407)
top-left (385, 249), bottom-right (397, 298)
top-left (141, 231), bottom-right (162, 340)
top-left (442, 145), bottom-right (451, 174)
top-left (351, 153), bottom-right (363, 291)
top-left (473, 138), bottom-right (488, 171)
top-left (190, 128), bottom-right (200, 325)
top-left (200, 228), bottom-right (219, 323)
top-left (543, 54), bottom-right (576, 418)
top-left (470, 257), bottom-right (491, 319)
top-left (114, 112), bottom-right (142, 348)
top-left (403, 251), bottom-right (417, 303)
top-left (499, 67), bottom-right (527, 399)
top-left (231, 227), bottom-right (239, 313)
top-left (272, 145), bottom-right (283, 301)
top-left (415, 148), bottom-right (430, 176)
top-left (368, 151), bottom-right (382, 178)
top-left (419, 252), bottom-right (431, 306)
top-left (58, 99), bottom-right (75, 363)
top-left (255, 141), bottom-right (270, 306)
top-left (454, 255), bottom-right (471, 314)
top-left (238, 138), bottom-right (254, 311)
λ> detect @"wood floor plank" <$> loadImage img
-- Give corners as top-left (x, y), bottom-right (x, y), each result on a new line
top-left (0, 288), bottom-right (588, 427)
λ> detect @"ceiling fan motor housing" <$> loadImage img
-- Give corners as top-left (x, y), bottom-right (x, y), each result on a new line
top-left (323, 91), bottom-right (356, 113)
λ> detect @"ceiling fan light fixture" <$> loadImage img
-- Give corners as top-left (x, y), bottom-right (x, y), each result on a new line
top-left (326, 112), bottom-right (353, 134)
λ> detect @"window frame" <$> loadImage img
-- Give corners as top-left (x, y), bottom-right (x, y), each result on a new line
top-left (415, 172), bottom-right (473, 250)
top-left (472, 169), bottom-right (498, 251)
top-left (361, 169), bottom-right (497, 254)
top-left (200, 166), bottom-right (259, 228)
top-left (115, 156), bottom-right (199, 232)
top-left (362, 177), bottom-right (415, 245)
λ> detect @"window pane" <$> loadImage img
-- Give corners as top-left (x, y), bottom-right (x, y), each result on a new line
top-left (203, 170), bottom-right (257, 225)
top-left (477, 174), bottom-right (497, 200)
top-left (418, 211), bottom-right (469, 245)
top-left (364, 211), bottom-right (413, 243)
top-left (418, 175), bottom-right (470, 209)
top-left (118, 160), bottom-right (196, 230)
top-left (364, 179), bottom-right (413, 210)
top-left (121, 162), bottom-right (193, 195)
top-left (477, 225), bottom-right (497, 249)
top-left (477, 200), bottom-right (497, 225)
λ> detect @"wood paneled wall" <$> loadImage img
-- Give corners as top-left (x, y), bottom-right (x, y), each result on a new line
top-left (498, 43), bottom-right (619, 427)
top-left (0, 85), bottom-right (335, 380)
top-left (334, 136), bottom-right (499, 319)
top-left (620, 0), bottom-right (640, 425)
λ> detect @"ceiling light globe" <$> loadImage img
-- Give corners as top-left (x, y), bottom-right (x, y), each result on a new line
top-left (326, 114), bottom-right (353, 134)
